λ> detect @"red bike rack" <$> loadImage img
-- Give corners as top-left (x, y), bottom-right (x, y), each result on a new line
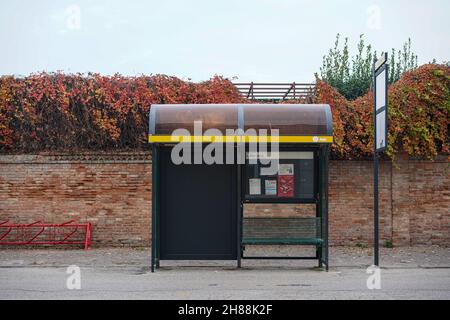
top-left (0, 220), bottom-right (92, 250)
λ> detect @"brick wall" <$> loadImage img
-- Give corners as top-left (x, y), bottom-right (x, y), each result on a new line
top-left (328, 160), bottom-right (394, 246)
top-left (0, 153), bottom-right (448, 247)
top-left (0, 154), bottom-right (151, 247)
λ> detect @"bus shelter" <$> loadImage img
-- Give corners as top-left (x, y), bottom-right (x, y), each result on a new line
top-left (148, 104), bottom-right (333, 272)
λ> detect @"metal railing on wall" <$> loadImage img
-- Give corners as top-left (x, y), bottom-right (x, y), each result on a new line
top-left (0, 220), bottom-right (92, 250)
top-left (233, 82), bottom-right (316, 101)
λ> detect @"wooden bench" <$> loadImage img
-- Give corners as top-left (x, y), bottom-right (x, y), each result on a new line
top-left (242, 217), bottom-right (322, 246)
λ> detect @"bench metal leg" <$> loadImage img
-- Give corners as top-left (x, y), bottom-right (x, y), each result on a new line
top-left (317, 245), bottom-right (323, 268)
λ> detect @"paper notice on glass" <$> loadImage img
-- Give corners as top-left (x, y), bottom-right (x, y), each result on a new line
top-left (249, 179), bottom-right (261, 195)
top-left (278, 175), bottom-right (294, 197)
top-left (279, 164), bottom-right (294, 176)
top-left (265, 180), bottom-right (277, 195)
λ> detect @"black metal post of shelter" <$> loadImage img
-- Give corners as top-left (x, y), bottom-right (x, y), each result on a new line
top-left (237, 162), bottom-right (242, 268)
top-left (148, 104), bottom-right (333, 272)
top-left (373, 149), bottom-right (379, 266)
top-left (151, 144), bottom-right (159, 272)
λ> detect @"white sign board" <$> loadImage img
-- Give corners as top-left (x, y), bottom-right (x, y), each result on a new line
top-left (374, 62), bottom-right (388, 152)
top-left (375, 69), bottom-right (386, 111)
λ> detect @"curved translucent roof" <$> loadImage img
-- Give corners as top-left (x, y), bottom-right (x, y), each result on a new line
top-left (149, 104), bottom-right (333, 142)
top-left (242, 104), bottom-right (331, 136)
top-left (150, 104), bottom-right (240, 135)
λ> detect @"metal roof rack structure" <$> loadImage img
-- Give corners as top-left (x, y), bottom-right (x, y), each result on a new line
top-left (233, 82), bottom-right (316, 101)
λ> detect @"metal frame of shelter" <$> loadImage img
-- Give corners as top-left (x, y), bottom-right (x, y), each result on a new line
top-left (233, 83), bottom-right (316, 101)
top-left (148, 104), bottom-right (333, 272)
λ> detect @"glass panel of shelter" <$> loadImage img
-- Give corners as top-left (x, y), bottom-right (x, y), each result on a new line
top-left (244, 151), bottom-right (317, 203)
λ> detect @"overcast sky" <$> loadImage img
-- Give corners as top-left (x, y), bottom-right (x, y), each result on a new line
top-left (0, 0), bottom-right (448, 82)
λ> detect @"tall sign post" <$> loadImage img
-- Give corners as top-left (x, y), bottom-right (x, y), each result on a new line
top-left (373, 53), bottom-right (388, 267)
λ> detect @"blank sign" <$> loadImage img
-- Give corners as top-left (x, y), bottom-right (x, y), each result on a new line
top-left (376, 111), bottom-right (386, 150)
top-left (376, 69), bottom-right (386, 110)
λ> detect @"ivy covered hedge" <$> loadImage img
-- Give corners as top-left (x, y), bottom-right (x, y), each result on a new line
top-left (0, 64), bottom-right (449, 159)
top-left (0, 74), bottom-right (245, 152)
top-left (317, 64), bottom-right (449, 159)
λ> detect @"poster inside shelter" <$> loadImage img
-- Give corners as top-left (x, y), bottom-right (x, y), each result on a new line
top-left (279, 164), bottom-right (294, 176)
top-left (265, 180), bottom-right (277, 195)
top-left (249, 178), bottom-right (261, 195)
top-left (278, 175), bottom-right (294, 197)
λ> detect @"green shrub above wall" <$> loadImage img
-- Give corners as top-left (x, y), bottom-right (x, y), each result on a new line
top-left (319, 34), bottom-right (420, 100)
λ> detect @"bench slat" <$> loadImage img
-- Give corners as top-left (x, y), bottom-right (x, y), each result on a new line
top-left (242, 238), bottom-right (323, 245)
top-left (242, 217), bottom-right (322, 245)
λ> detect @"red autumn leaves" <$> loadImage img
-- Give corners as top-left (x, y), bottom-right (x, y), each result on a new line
top-left (0, 65), bottom-right (448, 159)
top-left (0, 74), bottom-right (245, 152)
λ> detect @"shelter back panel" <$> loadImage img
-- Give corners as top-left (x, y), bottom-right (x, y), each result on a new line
top-left (160, 148), bottom-right (237, 260)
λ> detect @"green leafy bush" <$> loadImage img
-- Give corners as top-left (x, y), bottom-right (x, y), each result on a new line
top-left (320, 34), bottom-right (419, 100)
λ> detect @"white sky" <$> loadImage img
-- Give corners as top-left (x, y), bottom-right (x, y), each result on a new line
top-left (0, 0), bottom-right (448, 82)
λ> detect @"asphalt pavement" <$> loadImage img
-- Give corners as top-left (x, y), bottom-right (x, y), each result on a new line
top-left (1, 247), bottom-right (449, 300)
